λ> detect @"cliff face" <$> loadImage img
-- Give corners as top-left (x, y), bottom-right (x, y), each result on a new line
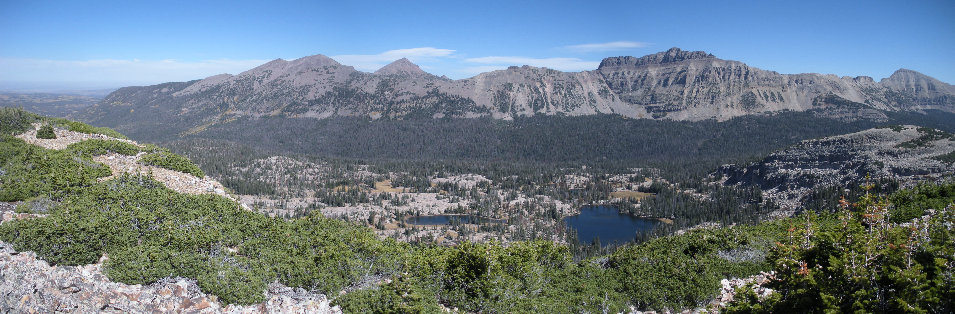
top-left (597, 50), bottom-right (788, 119)
top-left (718, 126), bottom-right (955, 210)
top-left (80, 48), bottom-right (955, 133)
top-left (593, 48), bottom-right (949, 120)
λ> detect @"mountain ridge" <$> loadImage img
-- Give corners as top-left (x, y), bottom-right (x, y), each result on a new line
top-left (79, 48), bottom-right (955, 135)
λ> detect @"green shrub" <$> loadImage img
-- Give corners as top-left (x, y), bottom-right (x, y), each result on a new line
top-left (196, 260), bottom-right (268, 304)
top-left (0, 135), bottom-right (111, 201)
top-left (0, 212), bottom-right (106, 265)
top-left (726, 192), bottom-right (955, 313)
top-left (36, 124), bottom-right (56, 139)
top-left (52, 118), bottom-right (127, 139)
top-left (0, 107), bottom-right (39, 135)
top-left (66, 139), bottom-right (143, 157)
top-left (888, 182), bottom-right (955, 223)
top-left (607, 221), bottom-right (787, 310)
top-left (106, 244), bottom-right (194, 284)
top-left (139, 151), bottom-right (205, 177)
top-left (334, 275), bottom-right (442, 313)
top-left (394, 240), bottom-right (627, 313)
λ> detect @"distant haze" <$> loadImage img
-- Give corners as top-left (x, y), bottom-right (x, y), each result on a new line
top-left (0, 81), bottom-right (121, 94)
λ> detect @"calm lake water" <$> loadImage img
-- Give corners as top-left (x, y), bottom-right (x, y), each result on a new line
top-left (406, 215), bottom-right (505, 225)
top-left (564, 206), bottom-right (658, 246)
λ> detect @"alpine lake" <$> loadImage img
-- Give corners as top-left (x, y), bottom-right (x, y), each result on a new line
top-left (563, 206), bottom-right (659, 246)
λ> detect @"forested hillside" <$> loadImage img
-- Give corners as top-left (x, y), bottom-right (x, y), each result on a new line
top-left (108, 109), bottom-right (955, 173)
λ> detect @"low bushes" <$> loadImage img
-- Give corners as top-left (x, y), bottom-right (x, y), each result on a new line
top-left (0, 107), bottom-right (38, 135)
top-left (726, 190), bottom-right (955, 313)
top-left (889, 182), bottom-right (955, 223)
top-left (139, 151), bottom-right (205, 178)
top-left (52, 118), bottom-right (128, 139)
top-left (608, 222), bottom-right (785, 309)
top-left (0, 174), bottom-right (403, 305)
top-left (0, 135), bottom-right (110, 201)
top-left (66, 139), bottom-right (144, 157)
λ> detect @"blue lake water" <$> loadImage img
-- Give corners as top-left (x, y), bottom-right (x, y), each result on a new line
top-left (406, 215), bottom-right (505, 225)
top-left (564, 206), bottom-right (658, 246)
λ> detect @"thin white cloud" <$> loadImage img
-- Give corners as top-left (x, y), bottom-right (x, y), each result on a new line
top-left (464, 56), bottom-right (599, 73)
top-left (565, 41), bottom-right (649, 52)
top-left (380, 47), bottom-right (455, 58)
top-left (460, 65), bottom-right (515, 75)
top-left (332, 47), bottom-right (455, 72)
top-left (0, 57), bottom-right (269, 87)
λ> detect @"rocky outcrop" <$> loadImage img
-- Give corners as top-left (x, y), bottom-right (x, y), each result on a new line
top-left (79, 48), bottom-right (955, 136)
top-left (0, 242), bottom-right (339, 313)
top-left (16, 122), bottom-right (137, 150)
top-left (710, 272), bottom-right (775, 310)
top-left (16, 123), bottom-right (233, 199)
top-left (718, 126), bottom-right (955, 210)
top-left (598, 48), bottom-right (716, 69)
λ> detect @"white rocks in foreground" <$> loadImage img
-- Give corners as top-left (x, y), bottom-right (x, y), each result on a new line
top-left (0, 242), bottom-right (341, 313)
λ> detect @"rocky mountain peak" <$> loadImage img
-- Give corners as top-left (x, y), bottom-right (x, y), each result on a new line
top-left (285, 54), bottom-right (350, 74)
top-left (374, 58), bottom-right (429, 76)
top-left (881, 68), bottom-right (954, 94)
top-left (884, 68), bottom-right (936, 83)
top-left (290, 54), bottom-right (343, 68)
top-left (890, 68), bottom-right (922, 76)
top-left (853, 76), bottom-right (875, 83)
top-left (239, 54), bottom-right (345, 77)
top-left (598, 47), bottom-right (715, 69)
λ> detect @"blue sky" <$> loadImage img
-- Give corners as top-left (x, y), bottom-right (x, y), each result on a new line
top-left (1, 0), bottom-right (953, 90)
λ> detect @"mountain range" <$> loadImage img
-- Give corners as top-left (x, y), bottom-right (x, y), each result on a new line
top-left (79, 48), bottom-right (955, 135)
